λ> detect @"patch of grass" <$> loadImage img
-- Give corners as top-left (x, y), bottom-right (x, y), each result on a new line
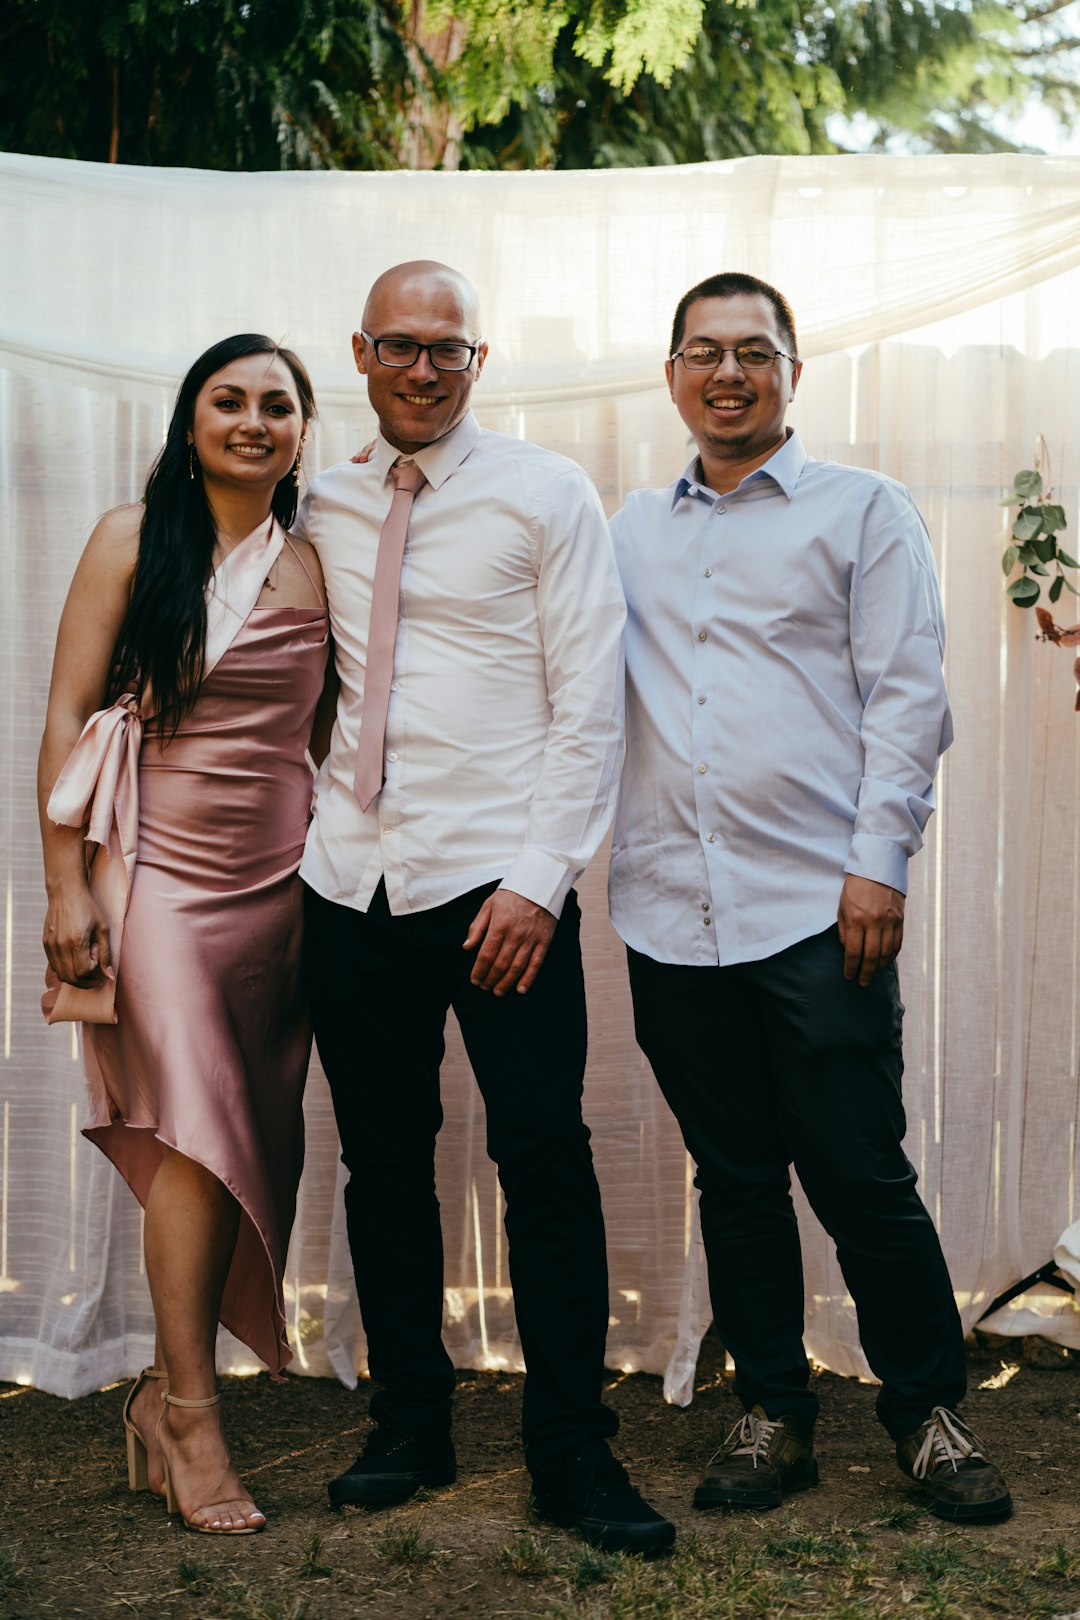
top-left (764, 1527), bottom-right (865, 1567)
top-left (508, 1517), bottom-right (1080, 1620)
top-left (0, 1548), bottom-right (24, 1593)
top-left (895, 1537), bottom-right (978, 1581)
top-left (296, 1532), bottom-right (333, 1579)
top-left (500, 1532), bottom-right (556, 1578)
top-left (889, 1534), bottom-right (1080, 1619)
top-left (177, 1558), bottom-right (313, 1620)
top-left (373, 1519), bottom-right (437, 1564)
top-left (178, 1556), bottom-right (217, 1588)
top-left (571, 1545), bottom-right (619, 1588)
top-left (1035, 1540), bottom-right (1080, 1581)
top-left (869, 1499), bottom-right (926, 1531)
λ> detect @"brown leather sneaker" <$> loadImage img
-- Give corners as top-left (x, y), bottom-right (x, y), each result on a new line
top-left (895, 1406), bottom-right (1012, 1523)
top-left (693, 1405), bottom-right (818, 1510)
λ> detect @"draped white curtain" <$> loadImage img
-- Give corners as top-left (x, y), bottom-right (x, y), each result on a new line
top-left (2, 152), bottom-right (1079, 1400)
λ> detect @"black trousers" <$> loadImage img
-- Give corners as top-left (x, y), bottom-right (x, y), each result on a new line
top-left (305, 880), bottom-right (617, 1478)
top-left (628, 926), bottom-right (967, 1440)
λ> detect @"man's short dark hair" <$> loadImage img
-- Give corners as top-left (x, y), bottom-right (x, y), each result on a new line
top-left (670, 273), bottom-right (798, 360)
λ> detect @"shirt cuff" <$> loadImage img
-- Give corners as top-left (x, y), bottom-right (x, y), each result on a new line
top-left (844, 833), bottom-right (910, 895)
top-left (500, 847), bottom-right (576, 918)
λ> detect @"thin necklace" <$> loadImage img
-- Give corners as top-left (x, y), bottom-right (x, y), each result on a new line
top-left (215, 513), bottom-right (277, 585)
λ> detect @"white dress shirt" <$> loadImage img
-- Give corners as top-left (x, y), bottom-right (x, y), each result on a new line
top-left (296, 411), bottom-right (625, 918)
top-left (609, 431), bottom-right (953, 967)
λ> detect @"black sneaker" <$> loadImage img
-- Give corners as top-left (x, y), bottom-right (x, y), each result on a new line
top-left (895, 1406), bottom-right (1012, 1523)
top-left (327, 1424), bottom-right (456, 1509)
top-left (694, 1406), bottom-right (818, 1510)
top-left (532, 1443), bottom-right (676, 1555)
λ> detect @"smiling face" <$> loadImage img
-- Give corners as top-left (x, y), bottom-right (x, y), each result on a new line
top-left (354, 265), bottom-right (487, 454)
top-left (666, 292), bottom-right (801, 489)
top-left (188, 352), bottom-right (304, 496)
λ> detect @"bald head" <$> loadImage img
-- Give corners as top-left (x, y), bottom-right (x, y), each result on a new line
top-left (362, 261), bottom-right (482, 339)
top-left (354, 260), bottom-right (488, 454)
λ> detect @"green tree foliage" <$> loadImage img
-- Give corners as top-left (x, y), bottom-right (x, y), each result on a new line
top-left (457, 0), bottom-right (1080, 166)
top-left (0, 0), bottom-right (413, 168)
top-left (1, 0), bottom-right (1077, 170)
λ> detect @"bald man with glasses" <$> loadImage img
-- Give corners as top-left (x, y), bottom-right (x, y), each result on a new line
top-left (295, 260), bottom-right (673, 1554)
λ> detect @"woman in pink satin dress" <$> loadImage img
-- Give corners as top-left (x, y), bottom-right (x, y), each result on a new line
top-left (38, 334), bottom-right (333, 1535)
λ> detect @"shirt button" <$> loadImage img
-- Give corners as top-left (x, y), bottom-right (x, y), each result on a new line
top-left (387, 751), bottom-right (398, 763)
top-left (390, 680), bottom-right (400, 692)
top-left (702, 902), bottom-right (710, 911)
top-left (697, 631), bottom-right (707, 642)
top-left (704, 567), bottom-right (713, 577)
top-left (698, 763), bottom-right (708, 774)
top-left (717, 505), bottom-right (726, 513)
top-left (703, 916), bottom-right (712, 926)
top-left (697, 695), bottom-right (706, 705)
top-left (706, 833), bottom-right (716, 843)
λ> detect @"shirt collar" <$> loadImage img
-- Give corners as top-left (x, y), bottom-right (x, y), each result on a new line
top-left (374, 410), bottom-right (481, 492)
top-left (671, 429), bottom-right (808, 510)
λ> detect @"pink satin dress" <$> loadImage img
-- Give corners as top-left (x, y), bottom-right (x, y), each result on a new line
top-left (82, 568), bottom-right (327, 1378)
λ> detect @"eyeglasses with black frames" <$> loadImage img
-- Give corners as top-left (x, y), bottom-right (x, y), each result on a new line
top-left (362, 331), bottom-right (481, 372)
top-left (670, 343), bottom-right (797, 371)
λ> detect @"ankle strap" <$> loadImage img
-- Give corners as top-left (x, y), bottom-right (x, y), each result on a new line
top-left (139, 1366), bottom-right (168, 1379)
top-left (164, 1391), bottom-right (221, 1409)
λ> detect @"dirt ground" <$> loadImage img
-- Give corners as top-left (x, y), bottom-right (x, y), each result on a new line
top-left (1, 1333), bottom-right (1078, 1620)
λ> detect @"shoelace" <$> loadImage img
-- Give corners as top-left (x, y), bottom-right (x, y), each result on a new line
top-left (716, 1410), bottom-right (781, 1469)
top-left (910, 1406), bottom-right (985, 1479)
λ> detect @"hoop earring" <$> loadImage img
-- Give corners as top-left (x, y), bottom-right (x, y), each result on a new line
top-left (188, 444), bottom-right (197, 481)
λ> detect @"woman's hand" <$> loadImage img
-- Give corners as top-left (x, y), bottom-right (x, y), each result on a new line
top-left (43, 881), bottom-right (114, 987)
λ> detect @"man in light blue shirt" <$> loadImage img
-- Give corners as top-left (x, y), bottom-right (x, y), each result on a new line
top-left (610, 272), bottom-right (1011, 1524)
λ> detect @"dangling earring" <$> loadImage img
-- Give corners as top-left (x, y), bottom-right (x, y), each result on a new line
top-left (291, 448), bottom-right (303, 489)
top-left (188, 444), bottom-right (197, 481)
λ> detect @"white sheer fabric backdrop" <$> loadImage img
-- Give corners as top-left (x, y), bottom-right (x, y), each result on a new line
top-left (2, 153), bottom-right (1078, 1400)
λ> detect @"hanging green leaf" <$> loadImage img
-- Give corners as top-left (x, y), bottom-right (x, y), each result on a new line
top-left (1015, 469), bottom-right (1043, 499)
top-left (1007, 577), bottom-right (1041, 606)
top-left (1057, 548), bottom-right (1079, 569)
top-left (1042, 504), bottom-right (1068, 532)
top-left (1001, 544), bottom-right (1019, 576)
top-left (1031, 535), bottom-right (1057, 564)
top-left (1012, 509), bottom-right (1043, 542)
top-left (1049, 575), bottom-right (1065, 604)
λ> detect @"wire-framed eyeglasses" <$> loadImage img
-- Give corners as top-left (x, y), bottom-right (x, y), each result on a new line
top-left (670, 343), bottom-right (797, 371)
top-left (362, 331), bottom-right (481, 372)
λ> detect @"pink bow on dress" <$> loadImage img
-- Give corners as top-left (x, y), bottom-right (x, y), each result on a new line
top-left (41, 516), bottom-right (285, 1026)
top-left (41, 696), bottom-right (142, 1025)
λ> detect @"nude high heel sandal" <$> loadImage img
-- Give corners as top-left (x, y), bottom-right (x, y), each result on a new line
top-left (122, 1367), bottom-right (168, 1493)
top-left (158, 1391), bottom-right (265, 1535)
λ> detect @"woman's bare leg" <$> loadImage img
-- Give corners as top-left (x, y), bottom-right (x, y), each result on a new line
top-left (139, 1145), bottom-right (265, 1530)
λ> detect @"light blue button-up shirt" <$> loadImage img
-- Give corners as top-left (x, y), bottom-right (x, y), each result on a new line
top-left (608, 430), bottom-right (953, 967)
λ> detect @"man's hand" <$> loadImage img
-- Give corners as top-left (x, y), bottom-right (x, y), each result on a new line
top-left (837, 874), bottom-right (905, 987)
top-left (464, 888), bottom-right (557, 997)
top-left (351, 440), bottom-right (376, 464)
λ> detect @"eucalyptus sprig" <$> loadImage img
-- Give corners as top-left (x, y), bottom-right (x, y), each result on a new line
top-left (1001, 467), bottom-right (1078, 609)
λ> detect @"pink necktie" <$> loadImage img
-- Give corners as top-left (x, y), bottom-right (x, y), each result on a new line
top-left (353, 460), bottom-right (427, 810)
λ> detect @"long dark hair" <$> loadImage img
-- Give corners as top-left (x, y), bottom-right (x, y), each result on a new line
top-left (108, 333), bottom-right (316, 739)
